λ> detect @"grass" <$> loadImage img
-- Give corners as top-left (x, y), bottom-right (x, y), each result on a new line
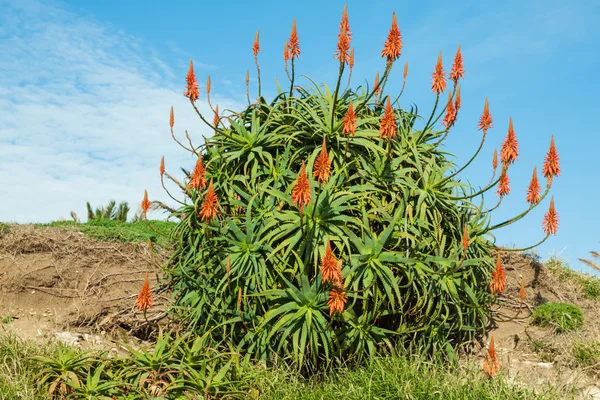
top-left (531, 302), bottom-right (583, 333)
top-left (39, 219), bottom-right (177, 248)
top-left (547, 257), bottom-right (600, 301)
top-left (572, 340), bottom-right (600, 374)
top-left (0, 332), bottom-right (565, 400)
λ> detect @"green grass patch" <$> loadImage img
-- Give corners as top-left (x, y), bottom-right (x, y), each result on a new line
top-left (572, 340), bottom-right (600, 372)
top-left (0, 332), bottom-right (566, 400)
top-left (531, 302), bottom-right (583, 333)
top-left (547, 257), bottom-right (600, 301)
top-left (39, 219), bottom-right (177, 248)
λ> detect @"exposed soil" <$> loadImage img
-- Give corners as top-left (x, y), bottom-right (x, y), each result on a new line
top-left (0, 224), bottom-right (170, 348)
top-left (1, 224), bottom-right (599, 398)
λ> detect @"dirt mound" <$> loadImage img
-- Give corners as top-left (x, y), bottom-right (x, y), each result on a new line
top-left (484, 251), bottom-right (600, 398)
top-left (0, 224), bottom-right (169, 342)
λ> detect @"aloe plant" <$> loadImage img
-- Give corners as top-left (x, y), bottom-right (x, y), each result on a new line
top-left (152, 6), bottom-right (562, 370)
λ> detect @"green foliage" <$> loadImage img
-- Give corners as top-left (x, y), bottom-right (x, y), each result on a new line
top-left (531, 302), bottom-right (583, 333)
top-left (547, 257), bottom-right (600, 300)
top-left (82, 200), bottom-right (130, 222)
top-left (253, 353), bottom-right (565, 400)
top-left (159, 12), bottom-right (556, 371)
top-left (572, 340), bottom-right (600, 372)
top-left (45, 219), bottom-right (176, 248)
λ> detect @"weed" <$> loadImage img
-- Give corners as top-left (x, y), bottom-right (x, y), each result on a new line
top-left (531, 302), bottom-right (583, 333)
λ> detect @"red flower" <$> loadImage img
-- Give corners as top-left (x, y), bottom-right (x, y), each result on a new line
top-left (526, 166), bottom-right (541, 204)
top-left (252, 30), bottom-right (260, 57)
top-left (403, 61), bottom-right (408, 80)
top-left (379, 97), bottom-right (397, 140)
top-left (349, 48), bottom-right (355, 70)
top-left (288, 19), bottom-right (300, 59)
top-left (497, 171), bottom-right (510, 198)
top-left (449, 45), bottom-right (464, 84)
top-left (335, 5), bottom-right (351, 64)
top-left (200, 179), bottom-right (219, 223)
top-left (501, 117), bottom-right (519, 166)
top-left (189, 156), bottom-right (207, 191)
top-left (213, 104), bottom-right (219, 128)
top-left (490, 252), bottom-right (506, 295)
top-left (542, 135), bottom-right (561, 179)
top-left (342, 100), bottom-right (357, 136)
top-left (442, 92), bottom-right (457, 128)
top-left (542, 196), bottom-right (559, 236)
top-left (321, 239), bottom-right (341, 285)
top-left (284, 39), bottom-right (291, 63)
top-left (169, 106), bottom-right (174, 128)
top-left (292, 161), bottom-right (311, 212)
top-left (184, 60), bottom-right (199, 102)
top-left (328, 283), bottom-right (347, 316)
top-left (313, 136), bottom-right (331, 184)
top-left (159, 156), bottom-right (165, 178)
top-left (374, 72), bottom-right (381, 98)
top-left (455, 85), bottom-right (461, 111)
top-left (478, 98), bottom-right (493, 133)
top-left (381, 12), bottom-right (402, 62)
top-left (206, 75), bottom-right (211, 96)
top-left (431, 51), bottom-right (446, 94)
top-left (483, 335), bottom-right (499, 377)
top-left (492, 149), bottom-right (498, 172)
top-left (462, 224), bottom-right (469, 254)
top-left (141, 190), bottom-right (151, 219)
top-left (136, 272), bottom-right (153, 311)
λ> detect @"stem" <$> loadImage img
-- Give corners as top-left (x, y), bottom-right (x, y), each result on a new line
top-left (254, 56), bottom-right (262, 99)
top-left (354, 65), bottom-right (392, 116)
top-left (436, 130), bottom-right (487, 188)
top-left (501, 234), bottom-right (550, 252)
top-left (170, 127), bottom-right (195, 154)
top-left (289, 58), bottom-right (296, 99)
top-left (161, 175), bottom-right (186, 206)
top-left (450, 173), bottom-right (501, 201)
top-left (484, 183), bottom-right (552, 233)
top-left (343, 67), bottom-right (353, 93)
top-left (416, 94), bottom-right (440, 144)
top-left (330, 61), bottom-right (345, 132)
top-left (191, 101), bottom-right (225, 134)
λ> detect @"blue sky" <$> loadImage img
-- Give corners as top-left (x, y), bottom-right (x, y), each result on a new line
top-left (1, 0), bottom-right (599, 274)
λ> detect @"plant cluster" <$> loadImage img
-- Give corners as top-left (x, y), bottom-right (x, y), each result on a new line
top-left (145, 6), bottom-right (562, 370)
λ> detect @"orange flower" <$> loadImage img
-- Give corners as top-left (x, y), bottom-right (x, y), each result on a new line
top-left (542, 196), bottom-right (559, 236)
top-left (342, 100), bottom-right (357, 136)
top-left (492, 149), bottom-right (498, 172)
top-left (497, 171), bottom-right (510, 198)
top-left (449, 45), bottom-right (464, 84)
top-left (335, 6), bottom-right (351, 64)
top-left (403, 61), bottom-right (408, 80)
top-left (141, 190), bottom-right (151, 219)
top-left (252, 30), bottom-right (260, 57)
top-left (328, 283), bottom-right (347, 316)
top-left (462, 224), bottom-right (469, 254)
top-left (374, 72), bottom-right (381, 98)
top-left (478, 98), bottom-right (493, 133)
top-left (381, 12), bottom-right (402, 62)
top-left (189, 156), bottom-right (207, 191)
top-left (455, 85), bottom-right (461, 111)
top-left (213, 104), bottom-right (219, 128)
top-left (542, 135), bottom-right (561, 179)
top-left (169, 106), bottom-right (174, 128)
top-left (526, 166), bottom-right (541, 204)
top-left (292, 161), bottom-right (311, 212)
top-left (501, 117), bottom-right (519, 166)
top-left (160, 156), bottom-right (165, 177)
top-left (321, 239), bottom-right (341, 285)
top-left (490, 252), bottom-right (506, 295)
top-left (200, 179), bottom-right (219, 223)
top-left (483, 335), bottom-right (499, 377)
top-left (136, 272), bottom-right (153, 311)
top-left (184, 60), bottom-right (199, 102)
top-left (206, 75), bottom-right (211, 96)
top-left (313, 136), bottom-right (331, 184)
top-left (431, 51), bottom-right (446, 94)
top-left (379, 97), bottom-right (397, 140)
top-left (284, 39), bottom-right (291, 63)
top-left (288, 19), bottom-right (300, 59)
top-left (349, 48), bottom-right (355, 70)
top-left (442, 92), bottom-right (457, 128)
top-left (245, 70), bottom-right (249, 86)
top-left (226, 256), bottom-right (231, 285)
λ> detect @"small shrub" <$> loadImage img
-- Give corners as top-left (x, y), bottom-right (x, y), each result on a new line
top-left (531, 302), bottom-right (583, 333)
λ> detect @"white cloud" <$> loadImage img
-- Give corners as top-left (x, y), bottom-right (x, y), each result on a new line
top-left (0, 0), bottom-right (244, 223)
